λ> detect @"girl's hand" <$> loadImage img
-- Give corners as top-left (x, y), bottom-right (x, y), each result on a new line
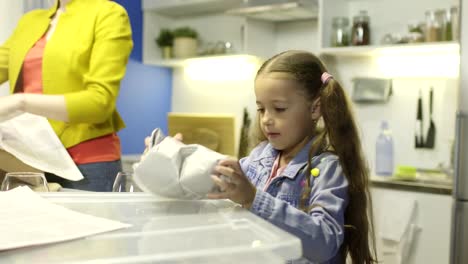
top-left (143, 132), bottom-right (183, 154)
top-left (207, 158), bottom-right (257, 209)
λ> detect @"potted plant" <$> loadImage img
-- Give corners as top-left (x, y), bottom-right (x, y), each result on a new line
top-left (155, 28), bottom-right (174, 59)
top-left (172, 26), bottom-right (198, 58)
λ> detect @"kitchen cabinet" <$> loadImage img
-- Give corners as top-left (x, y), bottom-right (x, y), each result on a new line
top-left (142, 0), bottom-right (319, 67)
top-left (143, 10), bottom-right (275, 66)
top-left (143, 0), bottom-right (459, 66)
top-left (371, 187), bottom-right (452, 264)
top-left (142, 0), bottom-right (242, 17)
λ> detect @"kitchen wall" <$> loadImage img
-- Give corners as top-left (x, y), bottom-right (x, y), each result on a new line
top-left (114, 0), bottom-right (143, 62)
top-left (357, 78), bottom-right (457, 171)
top-left (117, 60), bottom-right (172, 155)
top-left (171, 17), bottom-right (457, 172)
top-left (171, 57), bottom-right (259, 152)
top-left (275, 20), bottom-right (319, 53)
top-left (323, 54), bottom-right (459, 172)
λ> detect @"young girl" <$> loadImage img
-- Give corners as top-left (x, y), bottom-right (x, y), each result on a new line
top-left (208, 51), bottom-right (377, 263)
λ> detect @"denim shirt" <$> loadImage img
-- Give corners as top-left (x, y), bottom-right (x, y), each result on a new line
top-left (240, 141), bottom-right (349, 264)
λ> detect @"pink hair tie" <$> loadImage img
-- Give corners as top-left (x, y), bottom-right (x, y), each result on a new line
top-left (321, 72), bottom-right (333, 84)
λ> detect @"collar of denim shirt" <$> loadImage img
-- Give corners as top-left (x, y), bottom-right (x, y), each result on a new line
top-left (252, 139), bottom-right (314, 181)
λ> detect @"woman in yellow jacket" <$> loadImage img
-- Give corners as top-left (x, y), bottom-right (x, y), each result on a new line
top-left (0, 0), bottom-right (133, 191)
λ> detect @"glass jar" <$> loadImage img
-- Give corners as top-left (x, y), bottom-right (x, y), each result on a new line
top-left (331, 17), bottom-right (349, 47)
top-left (425, 10), bottom-right (440, 42)
top-left (444, 9), bottom-right (453, 41)
top-left (351, 10), bottom-right (370, 46)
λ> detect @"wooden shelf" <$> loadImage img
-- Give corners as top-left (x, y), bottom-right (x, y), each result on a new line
top-left (144, 54), bottom-right (261, 68)
top-left (320, 42), bottom-right (459, 57)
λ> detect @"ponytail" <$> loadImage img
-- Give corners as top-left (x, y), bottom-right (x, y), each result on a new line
top-left (319, 79), bottom-right (377, 264)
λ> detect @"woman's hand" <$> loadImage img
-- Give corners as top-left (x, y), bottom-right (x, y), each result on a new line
top-left (207, 158), bottom-right (257, 209)
top-left (0, 94), bottom-right (24, 122)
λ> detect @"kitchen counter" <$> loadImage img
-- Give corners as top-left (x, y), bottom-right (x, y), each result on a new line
top-left (371, 176), bottom-right (452, 195)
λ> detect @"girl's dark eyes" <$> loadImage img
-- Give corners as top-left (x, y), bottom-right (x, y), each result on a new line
top-left (256, 108), bottom-right (286, 113)
top-left (275, 108), bottom-right (286, 112)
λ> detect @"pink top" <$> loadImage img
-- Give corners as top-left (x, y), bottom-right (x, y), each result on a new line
top-left (264, 154), bottom-right (286, 191)
top-left (23, 35), bottom-right (47, 94)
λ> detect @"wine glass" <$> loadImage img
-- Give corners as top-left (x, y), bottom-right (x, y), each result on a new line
top-left (1, 172), bottom-right (49, 192)
top-left (112, 172), bottom-right (142, 192)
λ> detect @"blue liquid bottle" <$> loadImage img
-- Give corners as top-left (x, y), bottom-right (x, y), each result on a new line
top-left (375, 121), bottom-right (394, 176)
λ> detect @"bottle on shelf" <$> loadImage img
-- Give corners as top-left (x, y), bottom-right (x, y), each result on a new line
top-left (375, 120), bottom-right (394, 177)
top-left (446, 6), bottom-right (459, 41)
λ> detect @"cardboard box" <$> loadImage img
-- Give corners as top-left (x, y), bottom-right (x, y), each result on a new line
top-left (168, 113), bottom-right (236, 156)
top-left (0, 149), bottom-right (41, 173)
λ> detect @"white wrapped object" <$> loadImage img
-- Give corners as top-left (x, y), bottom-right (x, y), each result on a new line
top-left (133, 131), bottom-right (226, 200)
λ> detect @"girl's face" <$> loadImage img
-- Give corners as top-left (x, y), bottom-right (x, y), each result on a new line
top-left (255, 73), bottom-right (318, 156)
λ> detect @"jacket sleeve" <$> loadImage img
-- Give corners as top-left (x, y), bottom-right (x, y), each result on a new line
top-left (250, 157), bottom-right (349, 263)
top-left (64, 2), bottom-right (133, 123)
top-left (0, 32), bottom-right (13, 85)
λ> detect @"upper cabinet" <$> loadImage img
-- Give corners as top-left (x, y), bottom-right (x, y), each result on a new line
top-left (142, 0), bottom-right (242, 17)
top-left (142, 0), bottom-right (319, 67)
top-left (225, 0), bottom-right (318, 21)
top-left (142, 0), bottom-right (460, 67)
top-left (143, 0), bottom-right (318, 21)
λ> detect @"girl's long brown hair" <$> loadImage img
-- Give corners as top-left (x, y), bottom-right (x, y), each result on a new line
top-left (253, 50), bottom-right (377, 264)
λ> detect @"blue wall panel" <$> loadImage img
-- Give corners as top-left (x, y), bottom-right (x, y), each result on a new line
top-left (114, 0), bottom-right (143, 62)
top-left (114, 0), bottom-right (173, 155)
top-left (117, 60), bottom-right (172, 154)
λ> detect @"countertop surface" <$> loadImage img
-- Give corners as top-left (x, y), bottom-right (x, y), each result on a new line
top-left (371, 176), bottom-right (452, 195)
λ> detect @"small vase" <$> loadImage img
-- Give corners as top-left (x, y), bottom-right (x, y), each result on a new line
top-left (161, 46), bottom-right (172, 59)
top-left (173, 37), bottom-right (197, 58)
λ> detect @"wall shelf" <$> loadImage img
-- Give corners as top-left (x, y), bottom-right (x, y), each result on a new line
top-left (142, 0), bottom-right (242, 17)
top-left (145, 58), bottom-right (187, 68)
top-left (225, 0), bottom-right (319, 22)
top-left (320, 42), bottom-right (459, 57)
top-left (145, 54), bottom-right (261, 68)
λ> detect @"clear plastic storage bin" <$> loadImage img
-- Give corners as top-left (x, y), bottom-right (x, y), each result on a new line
top-left (0, 193), bottom-right (302, 263)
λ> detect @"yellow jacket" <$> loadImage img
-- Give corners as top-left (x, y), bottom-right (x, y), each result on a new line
top-left (0, 0), bottom-right (133, 148)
